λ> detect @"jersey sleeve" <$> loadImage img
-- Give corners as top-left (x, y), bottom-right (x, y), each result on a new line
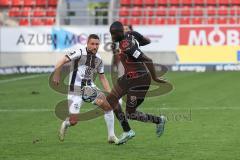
top-left (97, 60), bottom-right (104, 74)
top-left (65, 49), bottom-right (82, 61)
top-left (131, 31), bottom-right (150, 46)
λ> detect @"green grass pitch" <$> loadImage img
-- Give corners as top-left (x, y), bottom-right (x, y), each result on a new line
top-left (0, 72), bottom-right (239, 160)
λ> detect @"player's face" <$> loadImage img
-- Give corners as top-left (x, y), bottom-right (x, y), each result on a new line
top-left (124, 26), bottom-right (131, 33)
top-left (87, 38), bottom-right (100, 54)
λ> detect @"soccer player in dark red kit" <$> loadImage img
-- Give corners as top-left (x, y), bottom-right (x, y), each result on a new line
top-left (108, 21), bottom-right (167, 144)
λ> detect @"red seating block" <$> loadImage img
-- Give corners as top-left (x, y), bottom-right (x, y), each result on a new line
top-left (182, 0), bottom-right (192, 5)
top-left (119, 7), bottom-right (129, 16)
top-left (12, 0), bottom-right (23, 6)
top-left (131, 6), bottom-right (142, 16)
top-left (36, 0), bottom-right (46, 6)
top-left (195, 0), bottom-right (205, 5)
top-left (33, 7), bottom-right (45, 17)
top-left (0, 0), bottom-right (11, 6)
top-left (193, 6), bottom-right (204, 16)
top-left (218, 5), bottom-right (228, 15)
top-left (132, 0), bottom-right (142, 6)
top-left (21, 7), bottom-right (31, 16)
top-left (120, 0), bottom-right (130, 6)
top-left (156, 6), bottom-right (166, 16)
top-left (46, 7), bottom-right (56, 16)
top-left (48, 0), bottom-right (57, 6)
top-left (145, 6), bottom-right (154, 16)
top-left (181, 6), bottom-right (191, 16)
top-left (207, 6), bottom-right (216, 15)
top-left (44, 18), bottom-right (55, 25)
top-left (19, 18), bottom-right (29, 25)
top-left (24, 0), bottom-right (35, 6)
top-left (130, 17), bottom-right (140, 25)
top-left (8, 7), bottom-right (21, 17)
top-left (145, 0), bottom-right (155, 5)
top-left (31, 18), bottom-right (44, 25)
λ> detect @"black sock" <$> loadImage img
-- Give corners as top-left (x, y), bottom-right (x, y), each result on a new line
top-left (127, 111), bottom-right (161, 124)
top-left (114, 104), bottom-right (131, 132)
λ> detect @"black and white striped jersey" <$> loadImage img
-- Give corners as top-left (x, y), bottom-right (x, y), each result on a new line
top-left (66, 47), bottom-right (104, 92)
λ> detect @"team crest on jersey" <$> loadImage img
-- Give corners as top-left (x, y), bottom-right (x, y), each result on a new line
top-left (69, 51), bottom-right (76, 55)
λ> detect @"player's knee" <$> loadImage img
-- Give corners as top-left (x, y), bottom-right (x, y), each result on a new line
top-left (69, 115), bottom-right (78, 126)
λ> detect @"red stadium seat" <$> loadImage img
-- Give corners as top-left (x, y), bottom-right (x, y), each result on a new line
top-left (145, 0), bottom-right (155, 6)
top-left (207, 0), bottom-right (217, 5)
top-left (145, 6), bottom-right (154, 16)
top-left (48, 0), bottom-right (57, 6)
top-left (24, 0), bottom-right (35, 6)
top-left (21, 7), bottom-right (31, 16)
top-left (46, 7), bottom-right (56, 16)
top-left (130, 17), bottom-right (140, 25)
top-left (182, 0), bottom-right (192, 5)
top-left (157, 0), bottom-right (168, 5)
top-left (120, 0), bottom-right (130, 6)
top-left (193, 6), bottom-right (204, 16)
top-left (194, 0), bottom-right (205, 5)
top-left (231, 0), bottom-right (240, 5)
top-left (8, 7), bottom-right (21, 17)
top-left (31, 18), bottom-right (44, 25)
top-left (207, 6), bottom-right (216, 15)
top-left (12, 0), bottom-right (23, 6)
top-left (230, 5), bottom-right (237, 15)
top-left (207, 17), bottom-right (216, 24)
top-left (218, 5), bottom-right (228, 15)
top-left (217, 17), bottom-right (227, 24)
top-left (36, 0), bottom-right (46, 6)
top-left (168, 6), bottom-right (177, 16)
top-left (219, 0), bottom-right (229, 5)
top-left (131, 6), bottom-right (142, 16)
top-left (156, 6), bottom-right (166, 16)
top-left (169, 0), bottom-right (180, 5)
top-left (132, 0), bottom-right (143, 6)
top-left (142, 18), bottom-right (153, 25)
top-left (44, 18), bottom-right (55, 25)
top-left (33, 7), bottom-right (45, 17)
top-left (229, 17), bottom-right (237, 24)
top-left (119, 6), bottom-right (129, 16)
top-left (181, 6), bottom-right (191, 16)
top-left (19, 18), bottom-right (29, 25)
top-left (0, 0), bottom-right (11, 6)
top-left (192, 17), bottom-right (203, 24)
top-left (155, 17), bottom-right (165, 24)
top-left (167, 17), bottom-right (177, 24)
top-left (180, 17), bottom-right (190, 24)
top-left (119, 18), bottom-right (128, 25)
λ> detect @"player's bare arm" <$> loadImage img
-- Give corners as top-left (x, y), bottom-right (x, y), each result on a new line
top-left (98, 73), bottom-right (111, 93)
top-left (53, 56), bottom-right (70, 85)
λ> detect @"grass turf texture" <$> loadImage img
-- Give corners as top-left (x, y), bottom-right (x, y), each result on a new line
top-left (0, 72), bottom-right (239, 160)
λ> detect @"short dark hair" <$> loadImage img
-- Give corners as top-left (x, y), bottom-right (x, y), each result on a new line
top-left (88, 34), bottom-right (100, 42)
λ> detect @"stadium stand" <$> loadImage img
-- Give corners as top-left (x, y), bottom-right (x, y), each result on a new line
top-left (118, 0), bottom-right (240, 25)
top-left (0, 0), bottom-right (57, 26)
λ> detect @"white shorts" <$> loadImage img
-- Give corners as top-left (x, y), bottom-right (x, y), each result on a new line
top-left (68, 83), bottom-right (97, 114)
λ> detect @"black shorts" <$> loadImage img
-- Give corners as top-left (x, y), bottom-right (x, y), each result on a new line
top-left (107, 72), bottom-right (151, 109)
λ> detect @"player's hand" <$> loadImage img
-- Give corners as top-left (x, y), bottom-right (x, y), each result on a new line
top-left (153, 77), bottom-right (167, 83)
top-left (52, 73), bottom-right (60, 85)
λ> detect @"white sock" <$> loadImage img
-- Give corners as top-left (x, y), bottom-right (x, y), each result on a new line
top-left (64, 117), bottom-right (71, 128)
top-left (104, 110), bottom-right (115, 138)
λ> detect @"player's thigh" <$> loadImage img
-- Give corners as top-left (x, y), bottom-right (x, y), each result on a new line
top-left (68, 92), bottom-right (83, 114)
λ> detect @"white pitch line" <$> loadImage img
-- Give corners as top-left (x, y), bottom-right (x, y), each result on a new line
top-left (0, 74), bottom-right (46, 84)
top-left (0, 107), bottom-right (239, 112)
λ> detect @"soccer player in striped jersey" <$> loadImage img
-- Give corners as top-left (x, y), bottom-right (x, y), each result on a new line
top-left (52, 34), bottom-right (118, 143)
